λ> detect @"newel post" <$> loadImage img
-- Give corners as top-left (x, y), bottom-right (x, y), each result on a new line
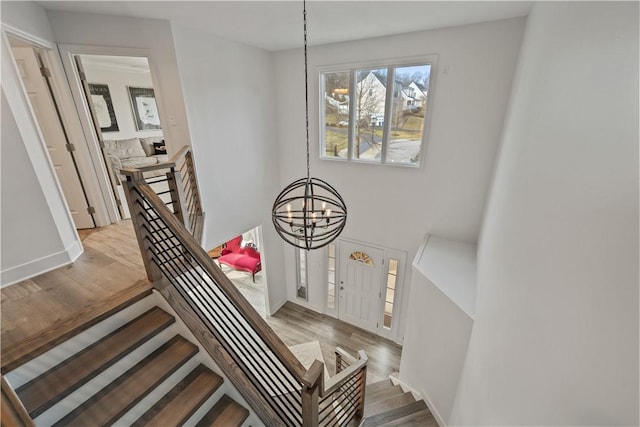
top-left (301, 359), bottom-right (324, 427)
top-left (121, 169), bottom-right (162, 283)
top-left (166, 166), bottom-right (189, 229)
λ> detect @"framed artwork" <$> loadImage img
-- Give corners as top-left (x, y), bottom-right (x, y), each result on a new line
top-left (128, 86), bottom-right (162, 131)
top-left (88, 83), bottom-right (119, 132)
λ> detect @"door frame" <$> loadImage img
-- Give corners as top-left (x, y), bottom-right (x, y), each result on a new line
top-left (331, 237), bottom-right (407, 343)
top-left (57, 44), bottom-right (169, 224)
top-left (2, 25), bottom-right (113, 227)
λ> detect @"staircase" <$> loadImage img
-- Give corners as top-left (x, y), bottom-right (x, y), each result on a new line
top-left (3, 292), bottom-right (253, 426)
top-left (361, 380), bottom-right (436, 427)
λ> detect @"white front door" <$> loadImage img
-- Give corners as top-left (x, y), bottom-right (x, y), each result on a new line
top-left (11, 46), bottom-right (95, 229)
top-left (338, 241), bottom-right (384, 333)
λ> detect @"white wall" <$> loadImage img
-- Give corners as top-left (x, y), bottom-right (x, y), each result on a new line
top-left (450, 2), bottom-right (639, 425)
top-left (82, 61), bottom-right (163, 141)
top-left (46, 10), bottom-right (190, 156)
top-left (170, 25), bottom-right (287, 314)
top-left (1, 1), bottom-right (54, 42)
top-left (1, 1), bottom-right (82, 287)
top-left (273, 18), bottom-right (525, 328)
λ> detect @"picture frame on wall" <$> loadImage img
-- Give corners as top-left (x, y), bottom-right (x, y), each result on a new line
top-left (88, 83), bottom-right (119, 132)
top-left (128, 86), bottom-right (162, 131)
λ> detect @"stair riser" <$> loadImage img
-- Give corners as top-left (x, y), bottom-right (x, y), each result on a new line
top-left (5, 295), bottom-right (158, 390)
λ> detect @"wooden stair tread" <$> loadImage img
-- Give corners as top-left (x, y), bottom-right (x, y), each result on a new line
top-left (363, 399), bottom-right (429, 427)
top-left (365, 379), bottom-right (395, 395)
top-left (53, 335), bottom-right (198, 427)
top-left (364, 391), bottom-right (416, 418)
top-left (382, 408), bottom-right (438, 427)
top-left (195, 394), bottom-right (249, 427)
top-left (17, 307), bottom-right (174, 418)
top-left (1, 283), bottom-right (152, 374)
top-left (366, 384), bottom-right (403, 404)
top-left (132, 364), bottom-right (223, 427)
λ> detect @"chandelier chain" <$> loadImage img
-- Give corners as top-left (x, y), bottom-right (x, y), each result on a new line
top-left (303, 0), bottom-right (310, 180)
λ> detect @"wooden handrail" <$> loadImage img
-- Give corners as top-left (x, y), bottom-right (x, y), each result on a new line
top-left (122, 165), bottom-right (368, 426)
top-left (1, 377), bottom-right (34, 427)
top-left (320, 350), bottom-right (367, 398)
top-left (134, 182), bottom-right (308, 381)
top-left (168, 145), bottom-right (190, 164)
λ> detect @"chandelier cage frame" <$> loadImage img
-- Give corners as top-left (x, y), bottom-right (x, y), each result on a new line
top-left (271, 0), bottom-right (347, 251)
top-left (272, 177), bottom-right (347, 250)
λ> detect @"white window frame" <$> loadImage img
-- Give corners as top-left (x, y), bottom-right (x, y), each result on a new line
top-left (318, 55), bottom-right (438, 168)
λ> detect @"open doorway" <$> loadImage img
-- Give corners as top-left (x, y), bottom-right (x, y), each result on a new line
top-left (209, 226), bottom-right (268, 317)
top-left (73, 53), bottom-right (166, 220)
top-left (8, 37), bottom-right (96, 230)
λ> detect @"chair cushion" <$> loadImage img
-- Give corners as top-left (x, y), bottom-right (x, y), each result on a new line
top-left (151, 154), bottom-right (169, 163)
top-left (120, 156), bottom-right (158, 169)
top-left (103, 138), bottom-right (146, 159)
top-left (218, 253), bottom-right (261, 274)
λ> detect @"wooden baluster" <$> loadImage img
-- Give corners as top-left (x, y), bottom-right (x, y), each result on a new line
top-left (355, 351), bottom-right (368, 420)
top-left (184, 151), bottom-right (202, 216)
top-left (166, 167), bottom-right (189, 230)
top-left (335, 350), bottom-right (343, 375)
top-left (122, 170), bottom-right (162, 283)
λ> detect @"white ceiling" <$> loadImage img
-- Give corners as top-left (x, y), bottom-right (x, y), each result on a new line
top-left (37, 1), bottom-right (532, 51)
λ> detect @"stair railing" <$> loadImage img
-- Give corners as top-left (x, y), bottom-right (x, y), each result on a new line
top-left (121, 171), bottom-right (367, 426)
top-left (124, 145), bottom-right (204, 243)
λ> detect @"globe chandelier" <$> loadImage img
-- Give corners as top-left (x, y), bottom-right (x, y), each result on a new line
top-left (272, 0), bottom-right (347, 250)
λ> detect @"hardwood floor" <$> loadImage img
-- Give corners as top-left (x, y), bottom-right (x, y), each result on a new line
top-left (1, 221), bottom-right (401, 386)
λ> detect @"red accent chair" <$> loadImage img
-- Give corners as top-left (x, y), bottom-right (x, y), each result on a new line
top-left (218, 236), bottom-right (262, 282)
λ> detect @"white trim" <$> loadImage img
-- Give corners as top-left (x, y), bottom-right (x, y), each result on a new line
top-left (0, 240), bottom-right (83, 288)
top-left (0, 23), bottom-right (55, 49)
top-left (389, 374), bottom-right (445, 427)
top-left (268, 296), bottom-right (288, 317)
top-left (1, 29), bottom-right (81, 253)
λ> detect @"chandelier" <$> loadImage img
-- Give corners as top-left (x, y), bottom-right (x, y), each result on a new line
top-left (272, 0), bottom-right (347, 250)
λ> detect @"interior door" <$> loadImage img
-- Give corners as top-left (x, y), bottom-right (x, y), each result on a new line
top-left (338, 241), bottom-right (384, 333)
top-left (73, 55), bottom-right (126, 218)
top-left (11, 46), bottom-right (95, 229)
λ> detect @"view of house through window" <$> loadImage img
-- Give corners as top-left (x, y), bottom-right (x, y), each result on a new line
top-left (321, 61), bottom-right (432, 165)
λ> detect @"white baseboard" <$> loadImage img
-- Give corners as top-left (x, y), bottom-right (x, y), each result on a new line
top-left (389, 374), bottom-right (446, 427)
top-left (1, 240), bottom-right (83, 287)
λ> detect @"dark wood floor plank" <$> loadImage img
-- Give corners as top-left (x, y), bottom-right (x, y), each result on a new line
top-left (132, 364), bottom-right (223, 427)
top-left (16, 307), bottom-right (174, 418)
top-left (364, 391), bottom-right (415, 418)
top-left (365, 379), bottom-right (395, 395)
top-left (53, 335), bottom-right (198, 427)
top-left (366, 384), bottom-right (404, 404)
top-left (363, 400), bottom-right (429, 427)
top-left (195, 394), bottom-right (249, 427)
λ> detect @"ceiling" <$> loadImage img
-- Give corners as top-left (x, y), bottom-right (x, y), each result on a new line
top-left (37, 1), bottom-right (532, 51)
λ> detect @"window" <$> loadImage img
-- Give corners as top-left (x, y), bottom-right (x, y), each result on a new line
top-left (296, 246), bottom-right (308, 301)
top-left (327, 244), bottom-right (336, 310)
top-left (383, 258), bottom-right (399, 329)
top-left (321, 60), bottom-right (433, 166)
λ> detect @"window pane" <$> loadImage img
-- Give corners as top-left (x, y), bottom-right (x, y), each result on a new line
top-left (328, 257), bottom-right (335, 271)
top-left (385, 301), bottom-right (394, 316)
top-left (388, 259), bottom-right (398, 275)
top-left (387, 274), bottom-right (396, 290)
top-left (328, 294), bottom-right (335, 310)
top-left (387, 64), bottom-right (431, 165)
top-left (384, 313), bottom-right (392, 328)
top-left (328, 270), bottom-right (335, 284)
top-left (322, 71), bottom-right (350, 158)
top-left (328, 243), bottom-right (335, 258)
top-left (386, 288), bottom-right (395, 304)
top-left (354, 68), bottom-right (386, 162)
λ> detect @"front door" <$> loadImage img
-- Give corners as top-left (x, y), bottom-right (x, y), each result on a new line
top-left (338, 241), bottom-right (384, 333)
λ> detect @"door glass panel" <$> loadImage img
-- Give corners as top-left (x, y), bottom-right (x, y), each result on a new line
top-left (383, 258), bottom-right (399, 329)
